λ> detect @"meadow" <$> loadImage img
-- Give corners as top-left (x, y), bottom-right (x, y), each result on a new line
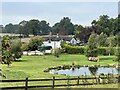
top-left (2, 54), bottom-right (117, 79)
top-left (1, 54), bottom-right (119, 88)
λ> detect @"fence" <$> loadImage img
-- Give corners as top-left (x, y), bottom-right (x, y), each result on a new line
top-left (1, 75), bottom-right (119, 90)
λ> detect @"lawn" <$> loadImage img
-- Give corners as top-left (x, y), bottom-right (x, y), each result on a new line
top-left (1, 54), bottom-right (117, 79)
top-left (1, 54), bottom-right (119, 88)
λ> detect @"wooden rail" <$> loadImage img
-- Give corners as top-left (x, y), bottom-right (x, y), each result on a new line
top-left (1, 75), bottom-right (119, 90)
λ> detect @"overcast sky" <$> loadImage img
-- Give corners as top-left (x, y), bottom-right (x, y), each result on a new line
top-left (1, 1), bottom-right (119, 26)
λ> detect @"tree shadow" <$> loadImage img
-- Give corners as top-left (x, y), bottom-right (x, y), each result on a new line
top-left (14, 59), bottom-right (28, 62)
top-left (100, 57), bottom-right (113, 61)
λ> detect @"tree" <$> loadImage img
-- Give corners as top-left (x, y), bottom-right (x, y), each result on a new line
top-left (27, 19), bottom-right (40, 36)
top-left (97, 32), bottom-right (107, 47)
top-left (114, 33), bottom-right (120, 61)
top-left (11, 38), bottom-right (23, 60)
top-left (39, 20), bottom-right (51, 35)
top-left (28, 36), bottom-right (43, 51)
top-left (2, 35), bottom-right (14, 67)
top-left (74, 24), bottom-right (84, 36)
top-left (91, 15), bottom-right (118, 36)
top-left (19, 20), bottom-right (29, 37)
top-left (52, 17), bottom-right (74, 35)
top-left (86, 32), bottom-right (98, 57)
top-left (4, 23), bottom-right (14, 33)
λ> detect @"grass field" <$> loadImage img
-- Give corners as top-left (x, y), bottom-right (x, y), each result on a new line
top-left (1, 54), bottom-right (119, 88)
top-left (1, 54), bottom-right (118, 79)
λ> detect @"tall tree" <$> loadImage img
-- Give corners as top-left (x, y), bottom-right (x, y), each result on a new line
top-left (97, 32), bottom-right (107, 47)
top-left (39, 20), bottom-right (51, 35)
top-left (27, 19), bottom-right (40, 36)
top-left (4, 23), bottom-right (14, 33)
top-left (86, 32), bottom-right (98, 57)
top-left (52, 17), bottom-right (74, 35)
top-left (19, 20), bottom-right (29, 37)
top-left (2, 36), bottom-right (14, 67)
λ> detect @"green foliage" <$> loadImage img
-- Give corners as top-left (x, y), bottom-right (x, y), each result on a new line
top-left (63, 44), bottom-right (116, 55)
top-left (21, 44), bottom-right (29, 51)
top-left (114, 33), bottom-right (120, 61)
top-left (11, 39), bottom-right (23, 60)
top-left (74, 24), bottom-right (84, 35)
top-left (97, 32), bottom-right (107, 47)
top-left (98, 47), bottom-right (116, 55)
top-left (52, 17), bottom-right (74, 35)
top-left (63, 44), bottom-right (85, 54)
top-left (2, 35), bottom-right (14, 66)
top-left (86, 33), bottom-right (98, 57)
top-left (53, 48), bottom-right (61, 58)
top-left (19, 20), bottom-right (29, 37)
top-left (28, 36), bottom-right (43, 51)
top-left (114, 47), bottom-right (120, 61)
top-left (60, 40), bottom-right (66, 48)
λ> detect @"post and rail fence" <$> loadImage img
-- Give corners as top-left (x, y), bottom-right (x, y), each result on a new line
top-left (0, 75), bottom-right (119, 90)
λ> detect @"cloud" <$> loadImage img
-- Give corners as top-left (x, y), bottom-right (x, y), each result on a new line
top-left (2, 2), bottom-right (118, 26)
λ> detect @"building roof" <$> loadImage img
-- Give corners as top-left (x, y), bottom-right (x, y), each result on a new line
top-left (21, 35), bottom-right (74, 43)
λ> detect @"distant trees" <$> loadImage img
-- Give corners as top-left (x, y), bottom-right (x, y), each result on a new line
top-left (2, 15), bottom-right (119, 46)
top-left (3, 23), bottom-right (19, 33)
top-left (39, 20), bottom-right (51, 35)
top-left (91, 15), bottom-right (118, 36)
top-left (52, 17), bottom-right (74, 35)
top-left (19, 20), bottom-right (29, 37)
top-left (19, 19), bottom-right (51, 37)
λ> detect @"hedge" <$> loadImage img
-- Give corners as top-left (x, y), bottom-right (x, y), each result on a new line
top-left (63, 44), bottom-right (117, 55)
top-left (63, 44), bottom-right (85, 54)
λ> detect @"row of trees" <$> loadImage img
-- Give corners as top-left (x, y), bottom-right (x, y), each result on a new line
top-left (2, 15), bottom-right (119, 42)
top-left (86, 32), bottom-right (120, 61)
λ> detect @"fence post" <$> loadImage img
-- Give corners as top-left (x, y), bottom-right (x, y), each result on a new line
top-left (52, 76), bottom-right (55, 88)
top-left (25, 77), bottom-right (28, 90)
top-left (67, 75), bottom-right (70, 89)
top-left (77, 76), bottom-right (79, 85)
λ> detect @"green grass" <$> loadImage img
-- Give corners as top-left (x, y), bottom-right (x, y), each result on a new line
top-left (1, 54), bottom-right (118, 88)
top-left (1, 54), bottom-right (117, 79)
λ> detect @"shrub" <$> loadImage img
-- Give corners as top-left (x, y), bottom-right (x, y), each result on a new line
top-left (98, 47), bottom-right (116, 55)
top-left (21, 44), bottom-right (29, 51)
top-left (63, 44), bottom-right (116, 55)
top-left (53, 48), bottom-right (61, 58)
top-left (63, 44), bottom-right (85, 54)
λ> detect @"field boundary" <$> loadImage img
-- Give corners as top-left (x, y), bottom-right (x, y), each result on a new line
top-left (1, 75), bottom-right (119, 90)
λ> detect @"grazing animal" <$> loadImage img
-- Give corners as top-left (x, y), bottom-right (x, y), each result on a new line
top-left (88, 57), bottom-right (99, 62)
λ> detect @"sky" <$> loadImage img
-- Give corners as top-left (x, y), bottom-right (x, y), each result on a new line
top-left (1, 1), bottom-right (119, 27)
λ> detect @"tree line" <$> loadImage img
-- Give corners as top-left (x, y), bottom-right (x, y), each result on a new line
top-left (2, 15), bottom-right (119, 43)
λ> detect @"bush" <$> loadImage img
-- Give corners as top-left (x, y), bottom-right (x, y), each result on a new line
top-left (28, 36), bottom-right (43, 51)
top-left (98, 47), bottom-right (116, 55)
top-left (63, 44), bottom-right (116, 55)
top-left (11, 39), bottom-right (23, 60)
top-left (53, 48), bottom-right (61, 58)
top-left (21, 44), bottom-right (29, 51)
top-left (63, 44), bottom-right (85, 54)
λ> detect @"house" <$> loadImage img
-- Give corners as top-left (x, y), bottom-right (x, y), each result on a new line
top-left (20, 35), bottom-right (81, 49)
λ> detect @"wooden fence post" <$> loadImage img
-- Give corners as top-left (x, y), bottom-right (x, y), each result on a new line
top-left (52, 76), bottom-right (55, 88)
top-left (77, 76), bottom-right (79, 85)
top-left (25, 77), bottom-right (28, 90)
